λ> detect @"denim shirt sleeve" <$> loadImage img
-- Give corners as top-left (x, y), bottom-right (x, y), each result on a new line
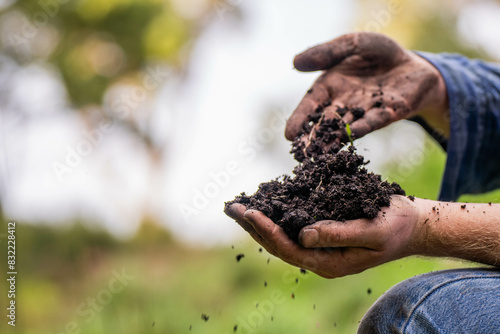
top-left (414, 52), bottom-right (500, 201)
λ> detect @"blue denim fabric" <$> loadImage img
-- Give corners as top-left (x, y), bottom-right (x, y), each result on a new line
top-left (357, 268), bottom-right (500, 333)
top-left (414, 52), bottom-right (500, 202)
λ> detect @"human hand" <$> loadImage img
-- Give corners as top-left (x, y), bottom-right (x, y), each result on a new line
top-left (286, 32), bottom-right (448, 154)
top-left (225, 195), bottom-right (421, 278)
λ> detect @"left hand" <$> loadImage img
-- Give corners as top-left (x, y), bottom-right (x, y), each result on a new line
top-left (225, 195), bottom-right (420, 278)
top-left (285, 32), bottom-right (449, 154)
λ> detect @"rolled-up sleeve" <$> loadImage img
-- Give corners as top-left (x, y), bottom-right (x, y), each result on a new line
top-left (415, 52), bottom-right (500, 201)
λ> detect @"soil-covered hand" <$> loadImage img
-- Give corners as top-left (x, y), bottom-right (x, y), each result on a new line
top-left (225, 195), bottom-right (420, 278)
top-left (286, 32), bottom-right (448, 151)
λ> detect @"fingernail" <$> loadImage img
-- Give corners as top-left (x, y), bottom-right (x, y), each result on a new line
top-left (244, 216), bottom-right (255, 226)
top-left (300, 229), bottom-right (319, 247)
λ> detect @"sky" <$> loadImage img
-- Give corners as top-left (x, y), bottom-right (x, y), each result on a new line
top-left (2, 0), bottom-right (500, 246)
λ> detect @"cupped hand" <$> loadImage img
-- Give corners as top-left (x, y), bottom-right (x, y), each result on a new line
top-left (286, 32), bottom-right (447, 153)
top-left (225, 195), bottom-right (421, 278)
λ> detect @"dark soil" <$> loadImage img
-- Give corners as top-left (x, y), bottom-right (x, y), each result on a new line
top-left (225, 106), bottom-right (405, 242)
top-left (290, 105), bottom-right (353, 162)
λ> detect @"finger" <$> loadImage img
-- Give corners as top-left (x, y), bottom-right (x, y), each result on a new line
top-left (245, 210), bottom-right (380, 278)
top-left (244, 210), bottom-right (313, 267)
top-left (339, 99), bottom-right (374, 125)
top-left (294, 32), bottom-right (405, 72)
top-left (294, 34), bottom-right (358, 72)
top-left (298, 218), bottom-right (385, 249)
top-left (348, 107), bottom-right (396, 139)
top-left (225, 204), bottom-right (277, 255)
top-left (225, 203), bottom-right (257, 235)
top-left (285, 83), bottom-right (330, 141)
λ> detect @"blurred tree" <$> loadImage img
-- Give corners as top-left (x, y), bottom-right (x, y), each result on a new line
top-left (0, 0), bottom-right (233, 220)
top-left (356, 0), bottom-right (489, 59)
top-left (355, 0), bottom-right (489, 58)
top-left (2, 0), bottom-right (201, 104)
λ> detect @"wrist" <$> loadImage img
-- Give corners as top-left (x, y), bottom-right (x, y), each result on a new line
top-left (411, 53), bottom-right (450, 137)
top-left (410, 197), bottom-right (438, 257)
top-left (388, 195), bottom-right (427, 258)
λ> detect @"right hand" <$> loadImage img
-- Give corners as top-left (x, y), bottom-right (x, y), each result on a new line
top-left (225, 195), bottom-right (421, 279)
top-left (285, 32), bottom-right (448, 153)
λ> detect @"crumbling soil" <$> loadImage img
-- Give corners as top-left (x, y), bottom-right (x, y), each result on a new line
top-left (225, 106), bottom-right (405, 242)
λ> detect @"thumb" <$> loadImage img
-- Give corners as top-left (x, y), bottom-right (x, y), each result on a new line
top-left (294, 34), bottom-right (357, 72)
top-left (298, 218), bottom-right (381, 248)
top-left (293, 32), bottom-right (405, 72)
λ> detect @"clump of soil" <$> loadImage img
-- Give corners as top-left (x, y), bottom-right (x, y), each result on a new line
top-left (225, 106), bottom-right (405, 242)
top-left (290, 105), bottom-right (364, 161)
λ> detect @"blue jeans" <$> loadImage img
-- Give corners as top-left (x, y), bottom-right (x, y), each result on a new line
top-left (358, 268), bottom-right (500, 333)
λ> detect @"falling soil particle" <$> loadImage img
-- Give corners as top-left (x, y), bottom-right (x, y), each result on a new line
top-left (367, 288), bottom-right (372, 295)
top-left (201, 314), bottom-right (210, 322)
top-left (300, 268), bottom-right (307, 275)
top-left (489, 202), bottom-right (492, 206)
top-left (258, 247), bottom-right (262, 253)
top-left (432, 207), bottom-right (436, 211)
top-left (264, 281), bottom-right (267, 287)
top-left (295, 278), bottom-right (299, 284)
top-left (236, 254), bottom-right (245, 262)
top-left (267, 258), bottom-right (270, 264)
top-left (408, 195), bottom-right (415, 201)
top-left (291, 293), bottom-right (295, 299)
top-left (461, 205), bottom-right (466, 209)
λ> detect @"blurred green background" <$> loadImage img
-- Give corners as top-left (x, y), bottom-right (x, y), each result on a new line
top-left (1, 0), bottom-right (500, 333)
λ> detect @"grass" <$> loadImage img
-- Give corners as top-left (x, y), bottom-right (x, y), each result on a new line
top-left (0, 222), bottom-right (477, 334)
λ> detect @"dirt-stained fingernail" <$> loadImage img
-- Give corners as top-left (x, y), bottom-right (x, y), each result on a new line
top-left (300, 229), bottom-right (319, 247)
top-left (244, 216), bottom-right (255, 226)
